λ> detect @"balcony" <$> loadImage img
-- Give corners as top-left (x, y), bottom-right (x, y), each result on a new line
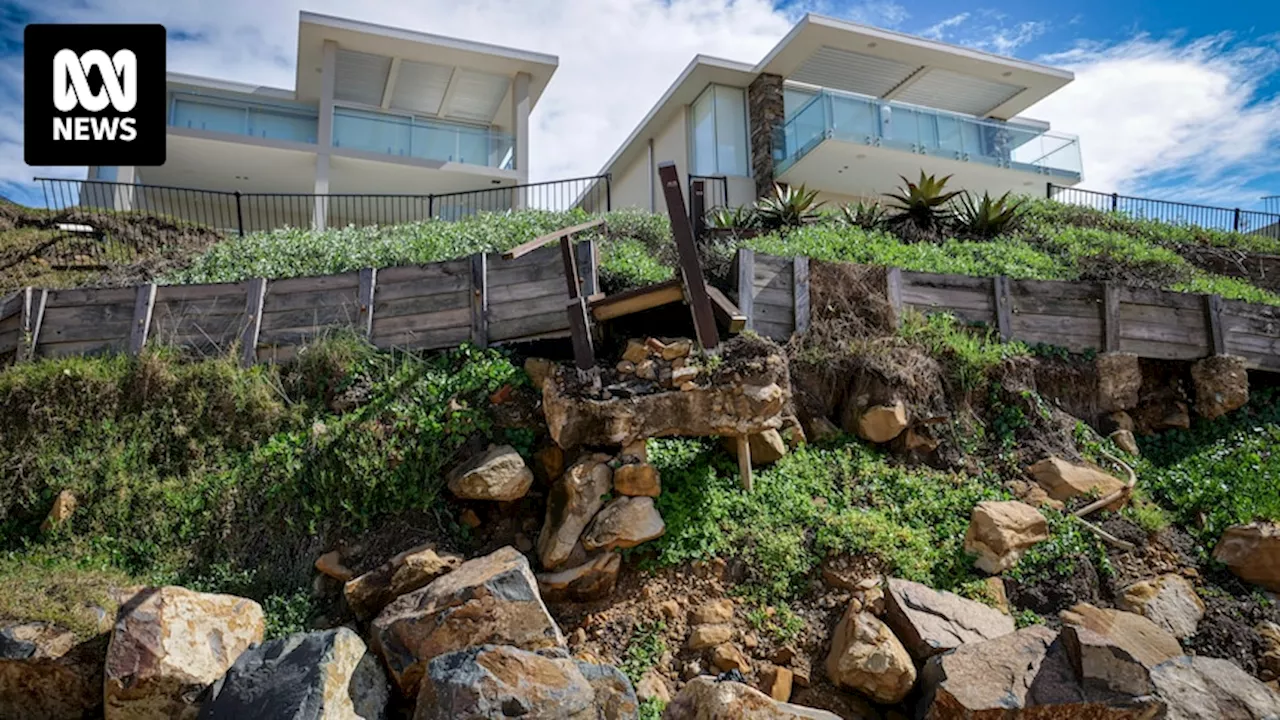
top-left (777, 89), bottom-right (1082, 183)
top-left (169, 92), bottom-right (320, 144)
top-left (331, 108), bottom-right (515, 170)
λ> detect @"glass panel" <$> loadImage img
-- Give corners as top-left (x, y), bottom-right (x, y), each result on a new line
top-left (172, 98), bottom-right (246, 135)
top-left (247, 108), bottom-right (318, 143)
top-left (690, 88), bottom-right (716, 175)
top-left (332, 109), bottom-right (412, 156)
top-left (713, 86), bottom-right (747, 176)
top-left (828, 93), bottom-right (876, 142)
top-left (332, 109), bottom-right (513, 168)
top-left (410, 121), bottom-right (456, 162)
top-left (784, 88), bottom-right (818, 116)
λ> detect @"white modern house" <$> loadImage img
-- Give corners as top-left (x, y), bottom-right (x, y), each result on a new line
top-left (86, 11), bottom-right (558, 229)
top-left (590, 13), bottom-right (1083, 216)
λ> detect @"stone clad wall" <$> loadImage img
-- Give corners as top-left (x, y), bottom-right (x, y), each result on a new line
top-left (748, 73), bottom-right (785, 199)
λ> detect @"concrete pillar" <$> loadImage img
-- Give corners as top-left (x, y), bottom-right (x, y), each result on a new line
top-left (112, 165), bottom-right (136, 211)
top-left (510, 71), bottom-right (531, 208)
top-left (748, 73), bottom-right (784, 198)
top-left (318, 40), bottom-right (337, 150)
top-left (313, 155), bottom-right (329, 231)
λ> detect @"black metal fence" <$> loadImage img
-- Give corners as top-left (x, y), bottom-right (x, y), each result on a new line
top-left (688, 175), bottom-right (729, 239)
top-left (1048, 183), bottom-right (1280, 239)
top-left (37, 174), bottom-right (612, 237)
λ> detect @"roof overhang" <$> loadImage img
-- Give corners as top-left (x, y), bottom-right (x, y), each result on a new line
top-left (594, 55), bottom-right (755, 183)
top-left (295, 11), bottom-right (558, 117)
top-left (758, 14), bottom-right (1073, 120)
top-left (166, 72), bottom-right (298, 101)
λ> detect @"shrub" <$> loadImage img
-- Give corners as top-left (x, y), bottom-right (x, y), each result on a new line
top-left (954, 191), bottom-right (1026, 239)
top-left (755, 184), bottom-right (825, 230)
top-left (884, 172), bottom-right (961, 239)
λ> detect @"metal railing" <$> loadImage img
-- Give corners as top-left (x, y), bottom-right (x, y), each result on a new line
top-left (33, 175), bottom-right (612, 267)
top-left (1048, 184), bottom-right (1280, 238)
top-left (687, 174), bottom-right (729, 239)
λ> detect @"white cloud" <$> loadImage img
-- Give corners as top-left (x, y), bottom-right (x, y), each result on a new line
top-left (1025, 34), bottom-right (1280, 203)
top-left (921, 13), bottom-right (970, 41)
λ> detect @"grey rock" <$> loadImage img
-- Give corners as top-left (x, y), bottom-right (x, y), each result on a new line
top-left (883, 577), bottom-right (1015, 660)
top-left (414, 645), bottom-right (598, 720)
top-left (1152, 656), bottom-right (1280, 720)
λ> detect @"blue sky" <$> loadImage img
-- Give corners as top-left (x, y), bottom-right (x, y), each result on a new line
top-left (1, 0), bottom-right (1278, 211)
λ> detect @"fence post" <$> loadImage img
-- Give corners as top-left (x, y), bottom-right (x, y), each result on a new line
top-left (605, 173), bottom-right (612, 212)
top-left (1111, 193), bottom-right (1119, 212)
top-left (428, 194), bottom-right (435, 219)
top-left (1045, 182), bottom-right (1053, 200)
top-left (1103, 282), bottom-right (1121, 352)
top-left (235, 191), bottom-right (244, 237)
top-left (736, 248), bottom-right (755, 331)
top-left (658, 162), bottom-right (719, 352)
top-left (470, 253), bottom-right (488, 349)
top-left (129, 283), bottom-right (157, 356)
top-left (793, 256), bottom-right (810, 334)
top-left (993, 275), bottom-right (1013, 341)
top-left (240, 278), bottom-right (267, 368)
top-left (885, 267), bottom-right (903, 327)
top-left (357, 268), bottom-right (377, 338)
top-left (1233, 208), bottom-right (1242, 233)
top-left (1205, 294), bottom-right (1226, 355)
top-left (691, 179), bottom-right (706, 241)
top-left (17, 288), bottom-right (46, 363)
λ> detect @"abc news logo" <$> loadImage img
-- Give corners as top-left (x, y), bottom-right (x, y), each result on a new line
top-left (25, 24), bottom-right (166, 166)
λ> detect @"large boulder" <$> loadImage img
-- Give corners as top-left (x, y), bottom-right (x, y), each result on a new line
top-left (918, 625), bottom-right (1162, 719)
top-left (542, 342), bottom-right (790, 447)
top-left (722, 429), bottom-right (789, 466)
top-left (1214, 522), bottom-right (1280, 592)
top-left (370, 546), bottom-right (565, 696)
top-left (414, 645), bottom-right (600, 720)
top-left (1027, 457), bottom-right (1127, 506)
top-left (538, 454), bottom-right (613, 570)
top-left (1190, 355), bottom-right (1249, 420)
top-left (447, 444), bottom-right (534, 501)
top-left (663, 677), bottom-right (842, 720)
top-left (1117, 575), bottom-right (1205, 641)
top-left (1151, 655), bottom-right (1280, 720)
top-left (0, 622), bottom-right (105, 720)
top-left (883, 578), bottom-right (1015, 660)
top-left (536, 552), bottom-right (621, 603)
top-left (824, 605), bottom-right (916, 704)
top-left (1096, 352), bottom-right (1141, 412)
top-left (581, 497), bottom-right (665, 552)
top-left (1060, 624), bottom-right (1159, 697)
top-left (104, 586), bottom-right (265, 720)
top-left (962, 500), bottom-right (1049, 574)
top-left (613, 463), bottom-right (661, 497)
top-left (1059, 603), bottom-right (1182, 670)
top-left (200, 627), bottom-right (388, 719)
top-left (344, 543), bottom-right (464, 620)
top-left (850, 400), bottom-right (908, 444)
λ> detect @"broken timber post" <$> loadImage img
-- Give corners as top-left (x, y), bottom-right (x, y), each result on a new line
top-left (735, 435), bottom-right (753, 492)
top-left (657, 162), bottom-right (720, 354)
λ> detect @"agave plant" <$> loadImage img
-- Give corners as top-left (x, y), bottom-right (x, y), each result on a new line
top-left (954, 191), bottom-right (1026, 238)
top-left (755, 184), bottom-right (825, 230)
top-left (884, 172), bottom-right (962, 239)
top-left (839, 201), bottom-right (888, 230)
top-left (706, 205), bottom-right (761, 231)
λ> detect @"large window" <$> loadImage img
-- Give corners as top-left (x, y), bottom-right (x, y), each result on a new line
top-left (690, 85), bottom-right (748, 176)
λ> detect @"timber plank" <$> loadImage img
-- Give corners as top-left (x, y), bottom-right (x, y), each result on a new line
top-left (45, 287), bottom-right (137, 308)
top-left (153, 283), bottom-right (248, 302)
top-left (375, 292), bottom-right (471, 319)
top-left (1118, 287), bottom-right (1203, 311)
top-left (1009, 278), bottom-right (1102, 301)
top-left (263, 287), bottom-right (360, 313)
top-left (267, 272), bottom-right (359, 295)
top-left (260, 305), bottom-right (360, 331)
top-left (371, 325), bottom-right (473, 351)
top-left (371, 307), bottom-right (472, 335)
top-left (489, 293), bottom-right (571, 323)
top-left (1011, 313), bottom-right (1103, 338)
top-left (36, 338), bottom-right (124, 358)
top-left (901, 271), bottom-right (992, 291)
top-left (753, 319), bottom-right (793, 342)
top-left (1120, 321), bottom-right (1210, 348)
top-left (488, 313), bottom-right (570, 342)
top-left (1011, 294), bottom-right (1102, 318)
top-left (374, 275), bottom-right (470, 303)
top-left (487, 277), bottom-right (566, 305)
top-left (376, 261), bottom-right (471, 284)
top-left (1118, 337), bottom-right (1206, 361)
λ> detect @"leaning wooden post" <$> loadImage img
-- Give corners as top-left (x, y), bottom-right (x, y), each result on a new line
top-left (558, 234), bottom-right (595, 370)
top-left (793, 256), bottom-right (810, 334)
top-left (357, 268), bottom-right (377, 338)
top-left (736, 435), bottom-right (753, 492)
top-left (993, 275), bottom-right (1013, 341)
top-left (885, 267), bottom-right (903, 328)
top-left (469, 255), bottom-right (488, 348)
top-left (128, 283), bottom-right (157, 356)
top-left (657, 162), bottom-right (719, 353)
top-left (736, 248), bottom-right (755, 332)
top-left (18, 288), bottom-right (47, 363)
top-left (240, 278), bottom-right (267, 367)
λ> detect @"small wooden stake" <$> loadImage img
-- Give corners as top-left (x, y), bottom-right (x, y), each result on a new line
top-left (736, 434), bottom-right (753, 492)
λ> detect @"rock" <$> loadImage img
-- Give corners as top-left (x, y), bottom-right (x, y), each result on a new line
top-left (659, 600), bottom-right (681, 621)
top-left (370, 546), bottom-right (565, 696)
top-left (613, 463), bottom-right (661, 497)
top-left (672, 366), bottom-right (699, 386)
top-left (1096, 352), bottom-right (1142, 412)
top-left (542, 346), bottom-right (790, 447)
top-left (854, 401), bottom-right (908, 444)
top-left (536, 552), bottom-right (621, 603)
top-left (824, 605), bottom-right (916, 704)
top-left (804, 416), bottom-right (841, 443)
top-left (460, 509), bottom-right (481, 528)
top-left (344, 543), bottom-right (464, 620)
top-left (621, 439), bottom-right (648, 463)
top-left (646, 337), bottom-right (668, 355)
top-left (622, 339), bottom-right (650, 364)
top-left (39, 489), bottom-right (77, 533)
top-left (688, 624), bottom-right (733, 651)
top-left (576, 661), bottom-right (640, 720)
top-left (414, 645), bottom-right (597, 720)
top-left (1191, 354), bottom-right (1249, 420)
top-left (1157, 401), bottom-right (1192, 431)
top-left (447, 444), bottom-right (534, 501)
top-left (0, 622), bottom-right (104, 720)
top-left (200, 627), bottom-right (387, 719)
top-left (758, 664), bottom-right (794, 702)
top-left (1110, 429), bottom-right (1141, 456)
top-left (524, 357), bottom-right (557, 390)
top-left (315, 550), bottom-right (353, 582)
top-left (535, 445), bottom-right (565, 483)
top-left (1059, 603), bottom-right (1182, 670)
top-left (711, 643), bottom-right (750, 673)
top-left (662, 339), bottom-right (693, 360)
top-left (883, 577), bottom-right (1015, 660)
top-left (635, 360), bottom-right (658, 381)
top-left (538, 454), bottom-right (613, 570)
top-left (664, 677), bottom-right (842, 720)
top-left (984, 577), bottom-right (1011, 615)
top-left (581, 497), bottom-right (665, 552)
top-left (819, 555), bottom-right (870, 592)
top-left (1151, 655), bottom-right (1280, 720)
top-left (617, 360), bottom-right (636, 374)
top-left (1257, 622), bottom-right (1280, 680)
top-left (636, 669), bottom-right (670, 703)
top-left (1118, 575), bottom-right (1205, 640)
top-left (1214, 522), bottom-right (1280, 592)
top-left (690, 599), bottom-right (735, 625)
top-left (1060, 624), bottom-right (1159, 697)
top-left (918, 625), bottom-right (1161, 719)
top-left (963, 500), bottom-right (1049, 574)
top-left (723, 429), bottom-right (788, 466)
top-left (1027, 456), bottom-right (1127, 506)
top-left (104, 586), bottom-right (265, 720)
top-left (1110, 410), bottom-right (1136, 432)
top-left (516, 533), bottom-right (534, 553)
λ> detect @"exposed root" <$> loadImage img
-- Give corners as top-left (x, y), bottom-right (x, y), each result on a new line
top-left (1074, 450), bottom-right (1140, 553)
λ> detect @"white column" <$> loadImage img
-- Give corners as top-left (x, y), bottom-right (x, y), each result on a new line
top-left (313, 155), bottom-right (329, 231)
top-left (113, 165), bottom-right (136, 211)
top-left (510, 71), bottom-right (531, 207)
top-left (314, 40), bottom-right (337, 231)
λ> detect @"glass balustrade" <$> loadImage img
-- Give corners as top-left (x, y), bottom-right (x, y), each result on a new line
top-left (775, 89), bottom-right (1082, 180)
top-left (169, 93), bottom-right (319, 144)
top-left (331, 109), bottom-right (515, 169)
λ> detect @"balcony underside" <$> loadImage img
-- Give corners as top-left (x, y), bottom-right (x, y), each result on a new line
top-left (777, 137), bottom-right (1079, 203)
